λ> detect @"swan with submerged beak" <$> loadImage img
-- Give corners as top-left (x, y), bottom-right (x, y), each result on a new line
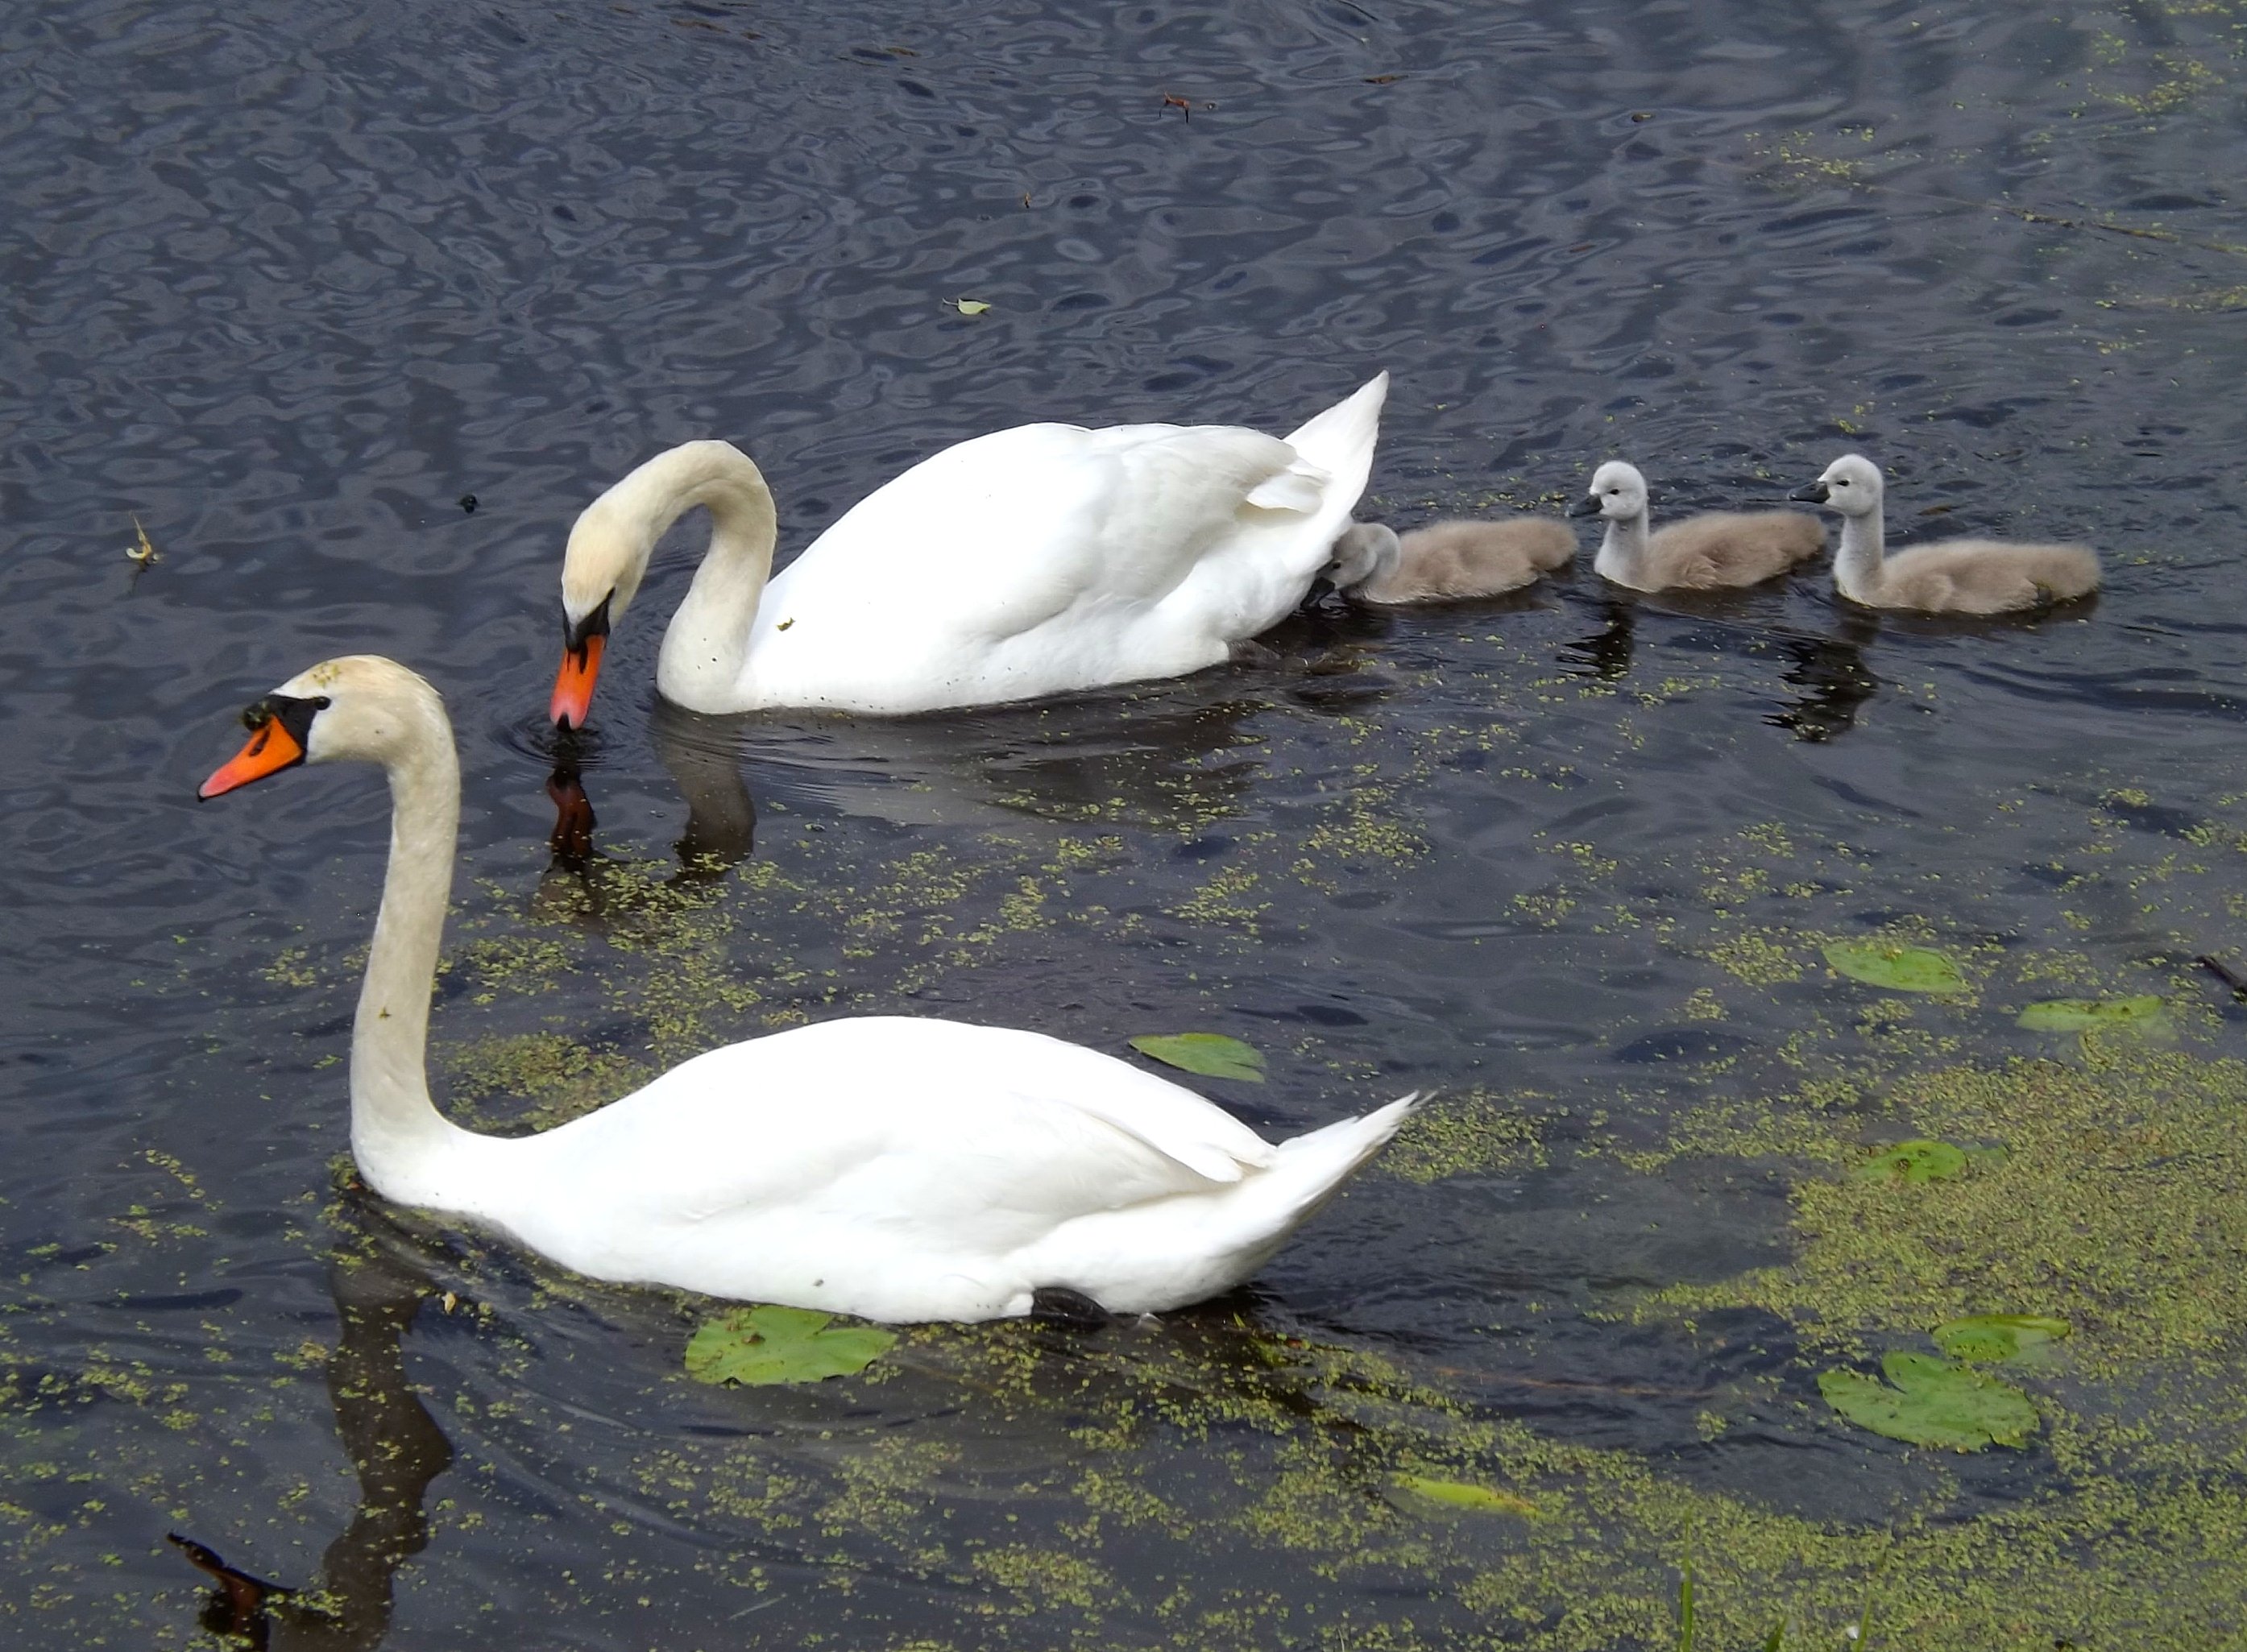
top-left (551, 376), bottom-right (1390, 725)
top-left (202, 656), bottom-right (1416, 1323)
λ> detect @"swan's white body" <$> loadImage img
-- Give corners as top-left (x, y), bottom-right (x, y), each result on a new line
top-left (558, 375), bottom-right (1389, 720)
top-left (208, 658), bottom-right (1416, 1323)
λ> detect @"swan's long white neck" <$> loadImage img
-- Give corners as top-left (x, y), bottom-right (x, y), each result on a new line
top-left (1594, 507), bottom-right (1651, 587)
top-left (1832, 503), bottom-right (1887, 604)
top-left (622, 446), bottom-right (779, 710)
top-left (347, 711), bottom-right (494, 1211)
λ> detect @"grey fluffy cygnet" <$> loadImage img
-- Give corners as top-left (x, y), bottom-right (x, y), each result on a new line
top-left (1790, 454), bottom-right (2100, 614)
top-left (1321, 517), bottom-right (1575, 604)
top-left (1569, 460), bottom-right (1824, 592)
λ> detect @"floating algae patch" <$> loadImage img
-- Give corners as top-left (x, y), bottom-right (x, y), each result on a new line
top-left (1637, 1049), bottom-right (2247, 1373)
top-left (446, 1031), bottom-right (650, 1133)
top-left (614, 1299), bottom-right (2247, 1650)
top-left (1378, 1089), bottom-right (1548, 1184)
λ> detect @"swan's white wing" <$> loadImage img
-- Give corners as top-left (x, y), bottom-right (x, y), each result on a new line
top-left (762, 421), bottom-right (1302, 620)
top-left (517, 1017), bottom-right (1275, 1238)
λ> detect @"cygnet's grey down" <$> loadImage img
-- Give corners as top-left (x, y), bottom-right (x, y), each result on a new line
top-left (1790, 454), bottom-right (2100, 614)
top-left (1320, 517), bottom-right (1575, 604)
top-left (1569, 460), bottom-right (1824, 592)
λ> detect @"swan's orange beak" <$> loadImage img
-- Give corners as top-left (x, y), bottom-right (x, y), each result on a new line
top-left (199, 718), bottom-right (306, 799)
top-left (550, 635), bottom-right (604, 730)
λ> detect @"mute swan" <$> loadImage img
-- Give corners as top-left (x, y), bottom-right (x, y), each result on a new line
top-left (201, 656), bottom-right (1417, 1323)
top-left (1790, 454), bottom-right (2100, 613)
top-left (1569, 460), bottom-right (1823, 592)
top-left (550, 375), bottom-right (1391, 726)
top-left (1318, 515), bottom-right (1574, 604)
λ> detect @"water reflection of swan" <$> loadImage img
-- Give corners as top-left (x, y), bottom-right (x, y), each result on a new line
top-left (200, 656), bottom-right (1418, 1323)
top-left (1764, 619), bottom-right (1881, 742)
top-left (547, 377), bottom-right (1389, 726)
top-left (543, 669), bottom-right (1350, 886)
top-left (170, 1230), bottom-right (451, 1649)
top-left (1561, 594), bottom-right (1636, 681)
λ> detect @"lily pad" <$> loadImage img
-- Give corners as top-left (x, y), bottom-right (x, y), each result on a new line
top-left (1818, 1352), bottom-right (2038, 1451)
top-left (1823, 941), bottom-right (1967, 994)
top-left (684, 1306), bottom-right (896, 1388)
top-left (1931, 1314), bottom-right (2071, 1364)
top-left (2017, 995), bottom-right (2169, 1033)
top-left (1852, 1139), bottom-right (1968, 1185)
top-left (1128, 1032), bottom-right (1266, 1083)
top-left (1391, 1474), bottom-right (1539, 1517)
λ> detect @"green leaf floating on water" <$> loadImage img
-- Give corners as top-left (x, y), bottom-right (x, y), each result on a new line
top-left (1932, 1314), bottom-right (2071, 1364)
top-left (2017, 995), bottom-right (2169, 1033)
top-left (1822, 941), bottom-right (1967, 994)
top-left (1128, 1032), bottom-right (1266, 1083)
top-left (684, 1306), bottom-right (896, 1388)
top-left (1391, 1473), bottom-right (1539, 1517)
top-left (1852, 1139), bottom-right (1968, 1185)
top-left (1818, 1352), bottom-right (2038, 1451)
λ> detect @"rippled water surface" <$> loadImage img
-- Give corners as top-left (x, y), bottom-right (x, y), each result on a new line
top-left (6, 0), bottom-right (2247, 1646)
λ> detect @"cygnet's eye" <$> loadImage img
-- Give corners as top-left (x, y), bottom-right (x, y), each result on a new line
top-left (1833, 478), bottom-right (1850, 488)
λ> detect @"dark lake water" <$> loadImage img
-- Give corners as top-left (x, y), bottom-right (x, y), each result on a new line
top-left (6, 0), bottom-right (2247, 1646)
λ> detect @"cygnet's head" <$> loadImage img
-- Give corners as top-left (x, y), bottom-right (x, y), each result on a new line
top-left (1569, 461), bottom-right (1649, 522)
top-left (198, 656), bottom-right (450, 799)
top-left (1321, 522), bottom-right (1400, 590)
top-left (1790, 453), bottom-right (1884, 517)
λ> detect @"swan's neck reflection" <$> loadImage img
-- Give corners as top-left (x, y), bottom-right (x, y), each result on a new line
top-left (173, 1236), bottom-right (451, 1649)
top-left (1562, 596), bottom-right (1636, 681)
top-left (539, 702), bottom-right (760, 925)
top-left (1766, 612), bottom-right (1881, 742)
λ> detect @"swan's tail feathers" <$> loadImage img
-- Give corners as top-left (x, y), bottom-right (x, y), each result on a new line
top-left (1282, 372), bottom-right (1389, 482)
top-left (1258, 1090), bottom-right (1421, 1226)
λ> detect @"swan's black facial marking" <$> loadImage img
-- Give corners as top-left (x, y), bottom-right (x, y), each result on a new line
top-left (562, 590), bottom-right (614, 662)
top-left (199, 692), bottom-right (330, 800)
top-left (241, 693), bottom-right (329, 750)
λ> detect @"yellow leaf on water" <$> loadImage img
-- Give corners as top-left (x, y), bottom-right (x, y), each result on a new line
top-left (126, 513), bottom-right (160, 564)
top-left (951, 298), bottom-right (991, 315)
top-left (1392, 1473), bottom-right (1539, 1517)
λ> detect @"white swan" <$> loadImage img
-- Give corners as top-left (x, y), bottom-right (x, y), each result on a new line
top-left (202, 656), bottom-right (1417, 1323)
top-left (550, 375), bottom-right (1391, 726)
top-left (1570, 460), bottom-right (1823, 592)
top-left (1320, 516), bottom-right (1574, 604)
top-left (1791, 454), bottom-right (2100, 614)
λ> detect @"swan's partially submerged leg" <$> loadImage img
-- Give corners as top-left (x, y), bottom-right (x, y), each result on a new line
top-left (1030, 1286), bottom-right (1112, 1328)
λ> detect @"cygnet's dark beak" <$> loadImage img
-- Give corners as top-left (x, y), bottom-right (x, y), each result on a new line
top-left (1565, 494), bottom-right (1601, 520)
top-left (1297, 574), bottom-right (1338, 612)
top-left (1789, 481), bottom-right (1830, 504)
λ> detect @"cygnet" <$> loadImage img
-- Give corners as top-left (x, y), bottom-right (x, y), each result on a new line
top-left (1789, 454), bottom-right (2100, 614)
top-left (1320, 516), bottom-right (1575, 604)
top-left (1569, 460), bottom-right (1823, 592)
